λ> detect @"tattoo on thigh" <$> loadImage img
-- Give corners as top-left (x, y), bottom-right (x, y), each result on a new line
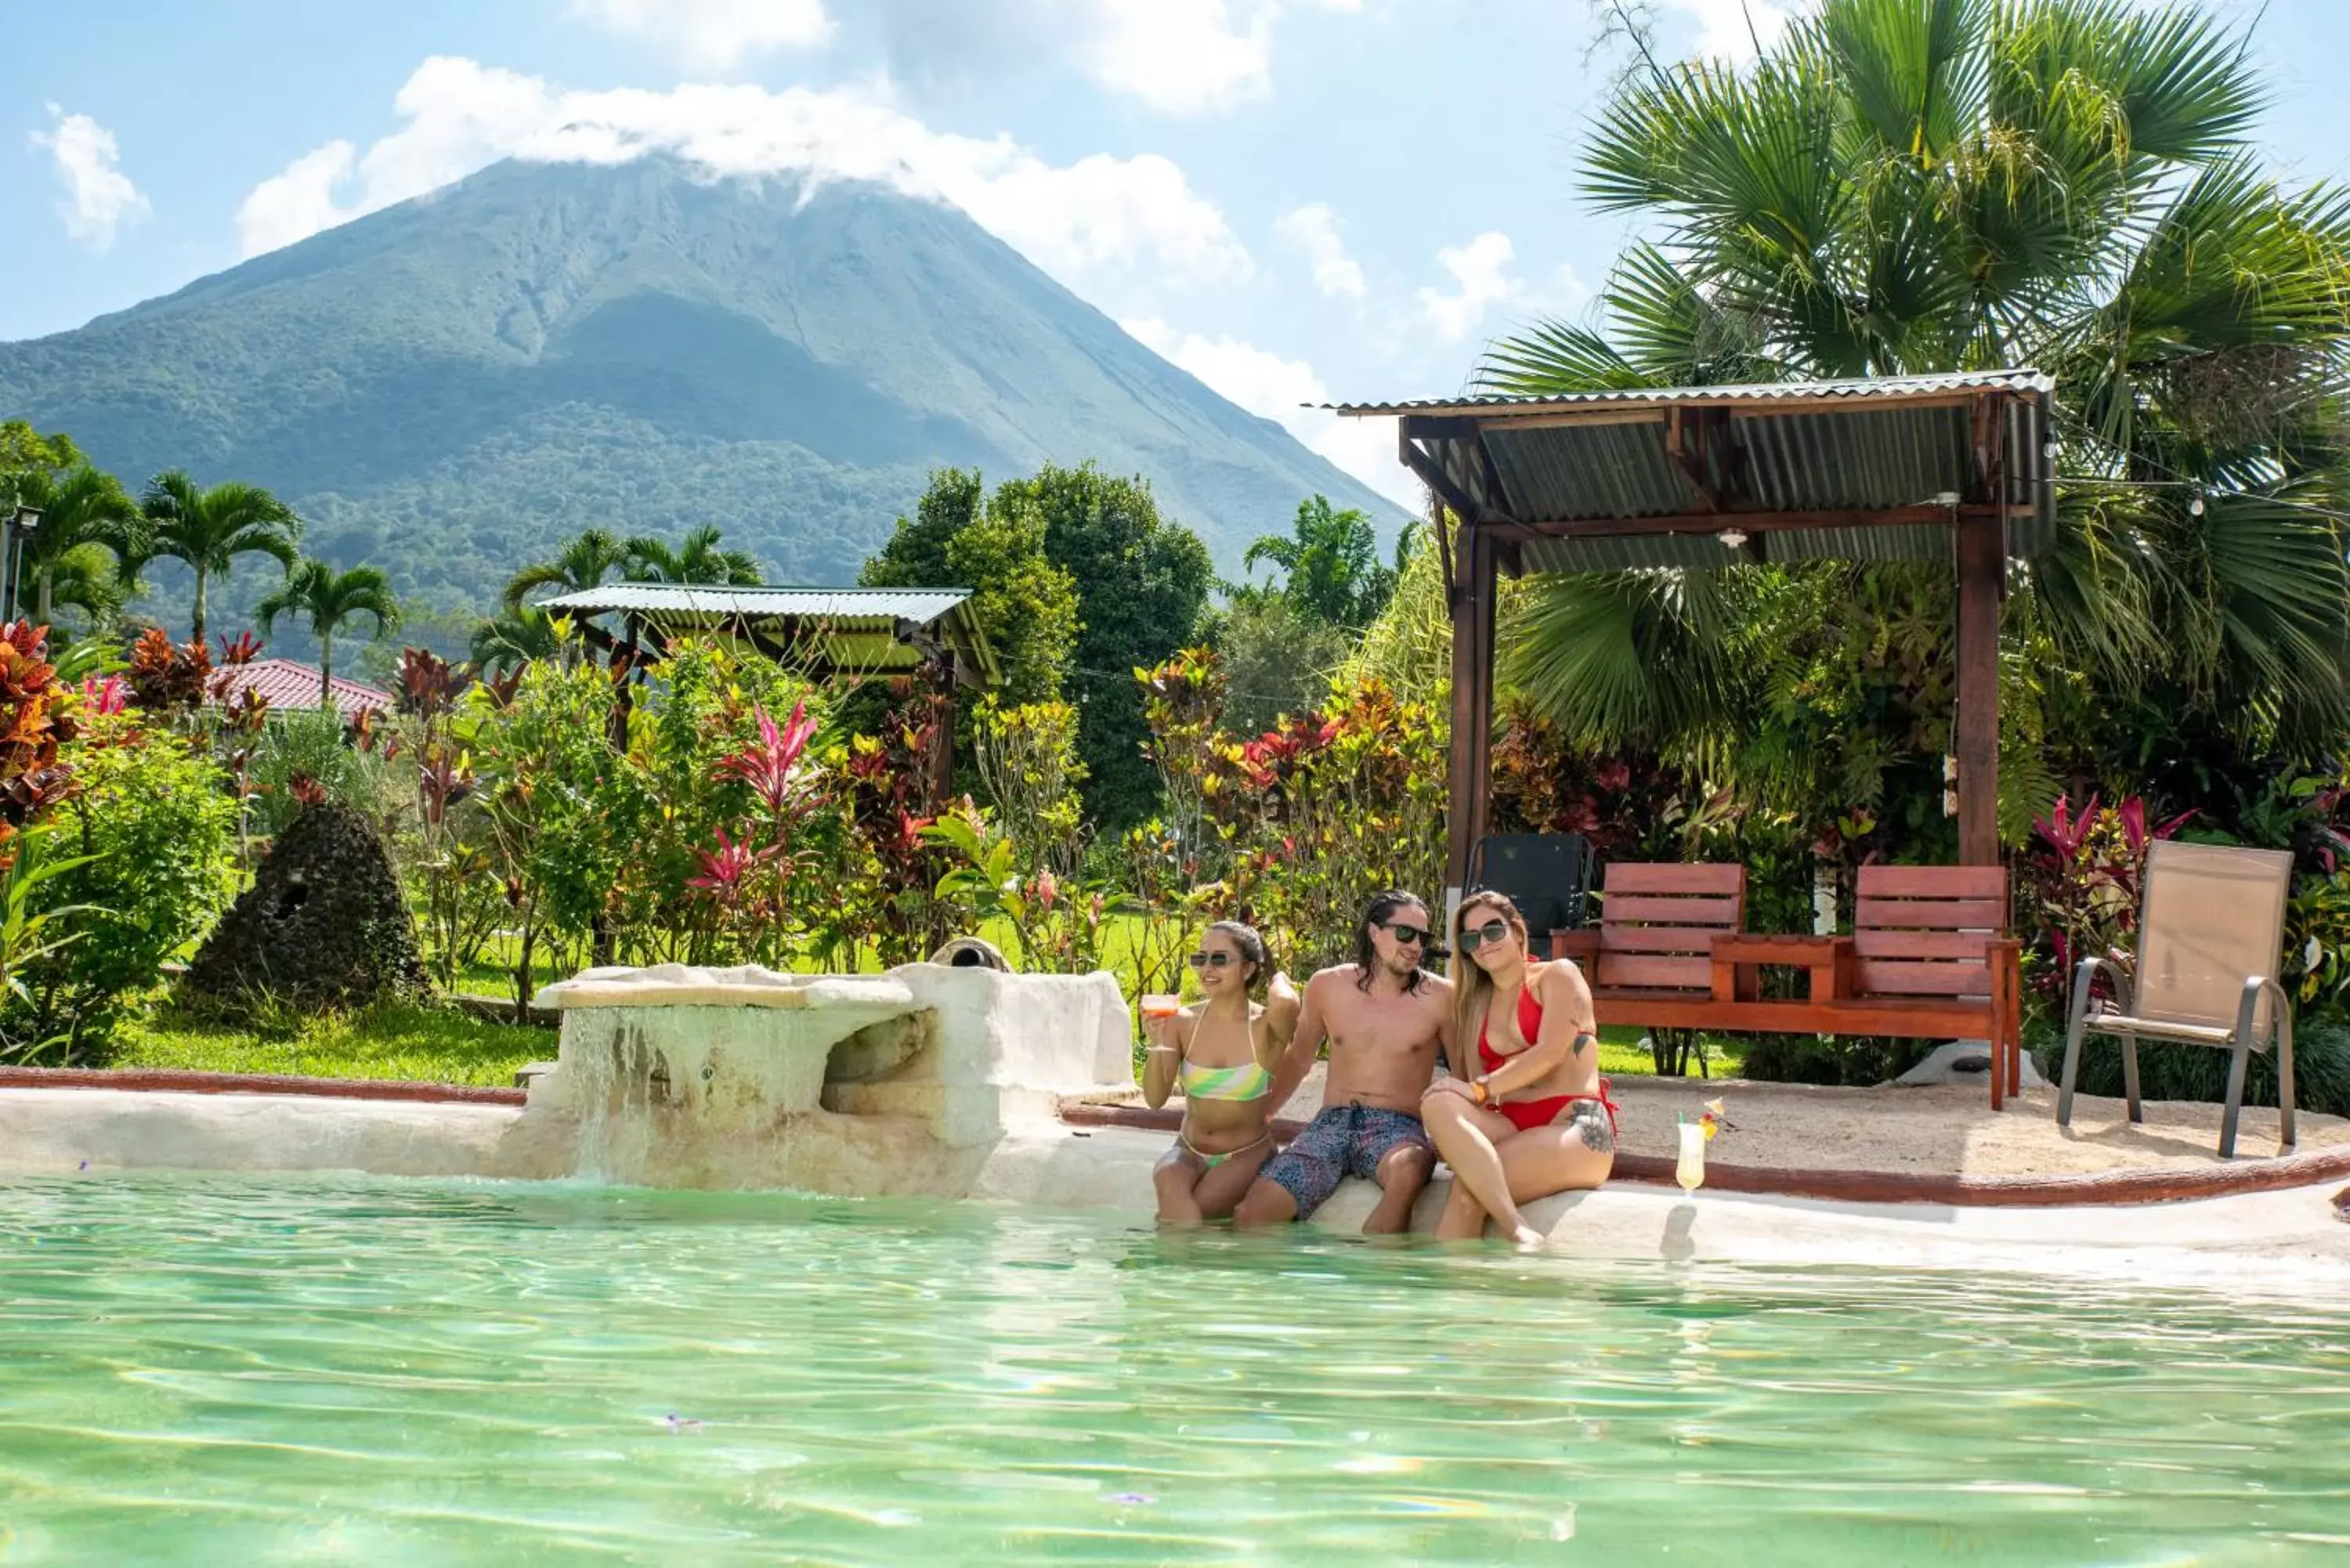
top-left (1574, 1110), bottom-right (1614, 1154)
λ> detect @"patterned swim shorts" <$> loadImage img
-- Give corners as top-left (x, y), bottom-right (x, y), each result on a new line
top-left (1260, 1103), bottom-right (1430, 1220)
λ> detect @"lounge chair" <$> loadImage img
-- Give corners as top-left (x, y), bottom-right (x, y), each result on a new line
top-left (2056, 840), bottom-right (2297, 1159)
top-left (1468, 833), bottom-right (1593, 957)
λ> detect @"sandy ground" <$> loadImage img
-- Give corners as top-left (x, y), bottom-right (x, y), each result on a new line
top-left (1243, 1064), bottom-right (2344, 1177)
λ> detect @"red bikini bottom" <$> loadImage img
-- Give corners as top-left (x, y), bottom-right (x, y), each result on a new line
top-left (1499, 1078), bottom-right (1620, 1137)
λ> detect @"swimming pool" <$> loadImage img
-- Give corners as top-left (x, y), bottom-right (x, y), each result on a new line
top-left (3, 1174), bottom-right (2345, 1564)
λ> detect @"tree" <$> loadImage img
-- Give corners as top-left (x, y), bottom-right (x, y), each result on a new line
top-left (255, 559), bottom-right (401, 702)
top-left (1, 464), bottom-right (143, 624)
top-left (503, 527), bottom-right (629, 609)
top-left (625, 524), bottom-right (764, 587)
top-left (469, 603), bottom-right (568, 675)
top-left (1242, 496), bottom-right (1397, 632)
top-left (134, 471), bottom-right (302, 645)
top-left (0, 423), bottom-right (81, 475)
top-left (1488, 0), bottom-right (2350, 829)
top-left (1005, 463), bottom-right (1213, 832)
top-left (863, 468), bottom-right (1077, 706)
top-left (1212, 594), bottom-right (1350, 736)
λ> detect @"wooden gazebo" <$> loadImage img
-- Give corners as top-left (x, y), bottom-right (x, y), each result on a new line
top-left (1335, 369), bottom-right (2056, 913)
top-left (537, 584), bottom-right (1000, 789)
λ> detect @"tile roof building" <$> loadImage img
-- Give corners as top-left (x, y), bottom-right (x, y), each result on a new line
top-left (211, 658), bottom-right (395, 721)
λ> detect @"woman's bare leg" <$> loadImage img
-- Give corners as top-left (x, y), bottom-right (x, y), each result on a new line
top-left (1153, 1148), bottom-right (1209, 1226)
top-left (1435, 1174), bottom-right (1490, 1241)
top-left (1423, 1096), bottom-right (1541, 1245)
top-left (1492, 1124), bottom-right (1614, 1209)
top-left (1191, 1139), bottom-right (1274, 1221)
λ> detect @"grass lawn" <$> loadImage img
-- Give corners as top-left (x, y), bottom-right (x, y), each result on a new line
top-left (101, 999), bottom-right (1738, 1089)
top-left (110, 1001), bottom-right (548, 1089)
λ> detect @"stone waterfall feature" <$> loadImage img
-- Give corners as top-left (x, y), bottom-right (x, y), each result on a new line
top-left (515, 963), bottom-right (1136, 1193)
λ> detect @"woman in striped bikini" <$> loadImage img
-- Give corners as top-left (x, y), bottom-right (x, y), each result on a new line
top-left (1141, 921), bottom-right (1299, 1226)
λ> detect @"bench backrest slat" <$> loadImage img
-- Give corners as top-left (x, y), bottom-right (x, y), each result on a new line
top-left (1592, 862), bottom-right (1744, 994)
top-left (1851, 866), bottom-right (2008, 1001)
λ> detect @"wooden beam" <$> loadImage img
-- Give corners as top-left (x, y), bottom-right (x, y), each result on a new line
top-left (1400, 437), bottom-right (1485, 526)
top-left (1445, 520), bottom-right (1498, 919)
top-left (1665, 406), bottom-right (1720, 513)
top-left (1955, 413), bottom-right (2006, 865)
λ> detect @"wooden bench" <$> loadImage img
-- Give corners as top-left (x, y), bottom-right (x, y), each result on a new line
top-left (1553, 862), bottom-right (1747, 1028)
top-left (1555, 862), bottom-right (2024, 1108)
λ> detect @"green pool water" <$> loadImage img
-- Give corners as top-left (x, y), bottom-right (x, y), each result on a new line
top-left (3, 1176), bottom-right (2346, 1566)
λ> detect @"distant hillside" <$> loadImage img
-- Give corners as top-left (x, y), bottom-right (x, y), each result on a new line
top-left (0, 156), bottom-right (1398, 633)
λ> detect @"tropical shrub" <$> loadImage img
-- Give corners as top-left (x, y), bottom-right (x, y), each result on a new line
top-left (2019, 793), bottom-right (2190, 1000)
top-left (13, 712), bottom-right (240, 1057)
top-left (0, 621), bottom-right (78, 844)
top-left (928, 698), bottom-right (1113, 974)
top-left (1135, 649), bottom-right (1446, 976)
top-left (248, 706), bottom-right (392, 838)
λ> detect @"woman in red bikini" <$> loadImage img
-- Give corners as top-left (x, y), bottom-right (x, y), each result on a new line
top-left (1420, 890), bottom-right (1616, 1245)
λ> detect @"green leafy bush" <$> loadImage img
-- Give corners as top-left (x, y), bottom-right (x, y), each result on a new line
top-left (14, 715), bottom-right (241, 1057)
top-left (248, 706), bottom-right (392, 837)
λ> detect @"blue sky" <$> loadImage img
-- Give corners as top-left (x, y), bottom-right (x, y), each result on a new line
top-left (9, 0), bottom-right (2348, 503)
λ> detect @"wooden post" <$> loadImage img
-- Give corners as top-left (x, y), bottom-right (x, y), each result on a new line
top-left (1445, 518), bottom-right (1498, 923)
top-left (927, 652), bottom-right (958, 805)
top-left (1954, 509), bottom-right (2003, 866)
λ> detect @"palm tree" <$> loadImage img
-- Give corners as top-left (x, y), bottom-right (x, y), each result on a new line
top-left (1484, 0), bottom-right (2350, 794)
top-left (503, 527), bottom-right (630, 609)
top-left (136, 471), bottom-right (302, 645)
top-left (1240, 496), bottom-right (1395, 631)
top-left (469, 603), bottom-right (567, 675)
top-left (3, 464), bottom-right (143, 624)
top-left (254, 559), bottom-right (400, 703)
top-left (625, 524), bottom-right (764, 587)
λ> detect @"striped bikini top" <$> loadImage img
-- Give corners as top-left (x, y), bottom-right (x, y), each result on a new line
top-left (1177, 1007), bottom-right (1274, 1102)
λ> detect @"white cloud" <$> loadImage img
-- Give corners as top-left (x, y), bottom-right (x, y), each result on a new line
top-left (1417, 230), bottom-right (1518, 344)
top-left (1076, 0), bottom-right (1273, 114)
top-left (1274, 203), bottom-right (1365, 299)
top-left (877, 0), bottom-right (1361, 117)
top-left (1123, 317), bottom-right (1413, 504)
top-left (233, 57), bottom-right (1250, 287)
top-left (235, 141), bottom-right (357, 260)
top-left (29, 105), bottom-right (150, 252)
top-left (571, 0), bottom-right (833, 70)
top-left (1663, 0), bottom-right (1799, 61)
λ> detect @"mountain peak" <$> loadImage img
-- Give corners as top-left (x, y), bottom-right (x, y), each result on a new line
top-left (2, 156), bottom-right (1394, 618)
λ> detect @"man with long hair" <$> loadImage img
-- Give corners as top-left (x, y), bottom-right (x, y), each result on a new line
top-left (1232, 891), bottom-right (1453, 1234)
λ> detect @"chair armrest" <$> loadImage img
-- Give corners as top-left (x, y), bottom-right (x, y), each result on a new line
top-left (1551, 930), bottom-right (1600, 966)
top-left (2070, 952), bottom-right (2133, 1017)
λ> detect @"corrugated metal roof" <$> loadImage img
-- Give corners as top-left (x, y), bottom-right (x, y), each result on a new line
top-left (537, 585), bottom-right (1000, 685)
top-left (538, 586), bottom-right (974, 622)
top-left (1370, 369), bottom-right (2056, 570)
top-left (1329, 367), bottom-right (2055, 417)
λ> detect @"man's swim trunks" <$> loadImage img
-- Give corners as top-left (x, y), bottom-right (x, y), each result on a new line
top-left (1260, 1103), bottom-right (1430, 1219)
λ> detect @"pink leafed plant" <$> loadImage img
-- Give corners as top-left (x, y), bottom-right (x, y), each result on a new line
top-left (716, 699), bottom-right (819, 819)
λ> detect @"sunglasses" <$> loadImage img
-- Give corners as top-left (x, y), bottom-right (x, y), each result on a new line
top-left (1188, 950), bottom-right (1240, 969)
top-left (1457, 918), bottom-right (1513, 951)
top-left (1379, 922), bottom-right (1430, 947)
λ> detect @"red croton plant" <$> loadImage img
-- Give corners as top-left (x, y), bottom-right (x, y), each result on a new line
top-left (2022, 792), bottom-right (2194, 999)
top-left (0, 622), bottom-right (78, 852)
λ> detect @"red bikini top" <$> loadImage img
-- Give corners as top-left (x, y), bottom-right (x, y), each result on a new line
top-left (1477, 984), bottom-right (1545, 1075)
